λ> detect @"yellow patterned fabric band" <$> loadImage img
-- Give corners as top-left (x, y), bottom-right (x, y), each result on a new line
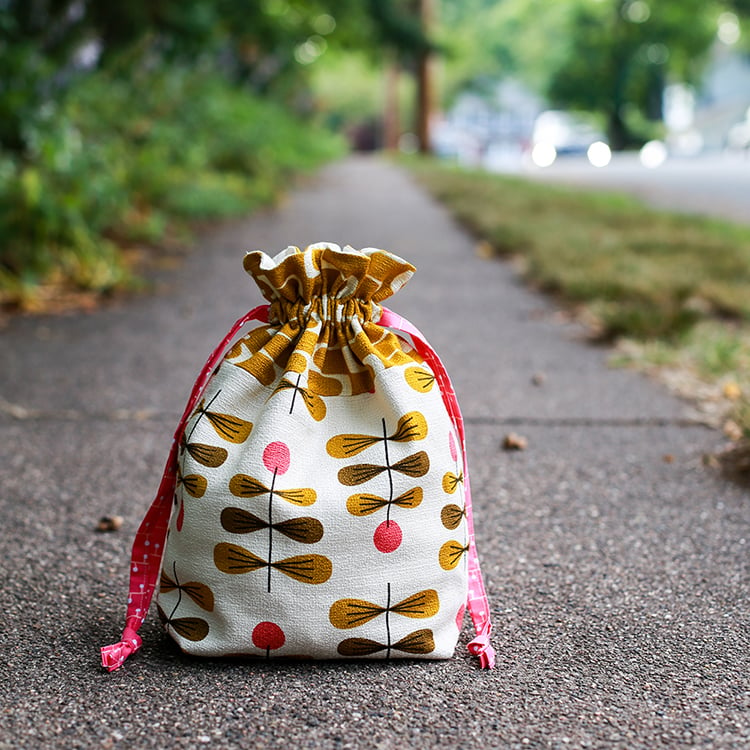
top-left (228, 244), bottom-right (419, 396)
top-left (243, 242), bottom-right (415, 325)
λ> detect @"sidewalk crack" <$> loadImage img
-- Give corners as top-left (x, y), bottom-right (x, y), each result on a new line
top-left (0, 398), bottom-right (167, 423)
top-left (465, 415), bottom-right (710, 428)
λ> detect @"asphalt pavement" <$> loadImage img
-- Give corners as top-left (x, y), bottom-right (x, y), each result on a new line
top-left (1, 156), bottom-right (748, 749)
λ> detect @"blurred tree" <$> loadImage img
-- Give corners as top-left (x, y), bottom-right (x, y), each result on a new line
top-left (438, 0), bottom-right (574, 102)
top-left (546, 0), bottom-right (721, 149)
top-left (439, 0), bottom-right (750, 149)
top-left (0, 0), bottom-right (436, 156)
top-left (333, 0), bottom-right (434, 151)
top-left (415, 0), bottom-right (437, 153)
top-left (276, 0), bottom-right (435, 150)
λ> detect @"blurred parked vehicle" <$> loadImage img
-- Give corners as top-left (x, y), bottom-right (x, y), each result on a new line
top-left (726, 107), bottom-right (750, 154)
top-left (530, 110), bottom-right (611, 167)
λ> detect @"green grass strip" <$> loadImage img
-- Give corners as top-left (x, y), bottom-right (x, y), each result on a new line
top-left (407, 158), bottom-right (750, 340)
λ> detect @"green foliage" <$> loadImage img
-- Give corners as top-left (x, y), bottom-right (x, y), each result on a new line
top-left (439, 0), bottom-right (574, 102)
top-left (0, 69), bottom-right (344, 305)
top-left (0, 0), bottom-right (441, 162)
top-left (725, 0), bottom-right (750, 14)
top-left (546, 0), bottom-right (720, 147)
top-left (0, 0), bottom-right (440, 307)
top-left (437, 0), bottom-right (749, 148)
top-left (0, 0), bottom-right (428, 157)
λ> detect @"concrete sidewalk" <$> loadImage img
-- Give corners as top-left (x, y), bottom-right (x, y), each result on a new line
top-left (1, 157), bottom-right (748, 749)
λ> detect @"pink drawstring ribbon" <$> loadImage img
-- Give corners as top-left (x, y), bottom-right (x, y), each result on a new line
top-left (101, 624), bottom-right (142, 672)
top-left (467, 621), bottom-right (495, 669)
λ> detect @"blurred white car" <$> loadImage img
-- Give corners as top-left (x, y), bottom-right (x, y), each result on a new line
top-left (726, 107), bottom-right (750, 153)
top-left (530, 110), bottom-right (611, 167)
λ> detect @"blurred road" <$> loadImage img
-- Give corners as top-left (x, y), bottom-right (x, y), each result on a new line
top-left (1, 156), bottom-right (748, 749)
top-left (519, 152), bottom-right (750, 224)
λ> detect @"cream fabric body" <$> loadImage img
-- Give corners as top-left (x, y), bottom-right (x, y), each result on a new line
top-left (157, 245), bottom-right (469, 661)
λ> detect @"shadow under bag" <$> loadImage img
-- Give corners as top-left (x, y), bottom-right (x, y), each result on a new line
top-left (102, 243), bottom-right (495, 670)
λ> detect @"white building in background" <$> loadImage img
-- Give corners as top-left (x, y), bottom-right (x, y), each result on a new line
top-left (433, 78), bottom-right (543, 167)
top-left (694, 44), bottom-right (750, 152)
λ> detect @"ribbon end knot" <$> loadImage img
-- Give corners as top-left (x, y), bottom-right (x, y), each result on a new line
top-left (100, 628), bottom-right (142, 672)
top-left (467, 621), bottom-right (496, 669)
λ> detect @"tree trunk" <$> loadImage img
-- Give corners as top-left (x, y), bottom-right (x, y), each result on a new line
top-left (607, 109), bottom-right (630, 151)
top-left (415, 0), bottom-right (434, 155)
top-left (383, 60), bottom-right (401, 151)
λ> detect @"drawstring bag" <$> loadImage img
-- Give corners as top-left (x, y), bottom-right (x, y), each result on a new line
top-left (101, 243), bottom-right (494, 670)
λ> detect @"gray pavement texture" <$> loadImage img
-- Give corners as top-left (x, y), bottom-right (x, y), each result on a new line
top-left (1, 156), bottom-right (748, 750)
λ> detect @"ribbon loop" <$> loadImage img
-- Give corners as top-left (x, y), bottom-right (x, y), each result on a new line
top-left (101, 630), bottom-right (142, 672)
top-left (467, 622), bottom-right (496, 669)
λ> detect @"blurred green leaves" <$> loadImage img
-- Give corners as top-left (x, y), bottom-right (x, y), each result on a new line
top-left (546, 0), bottom-right (721, 149)
top-left (0, 67), bottom-right (344, 307)
top-left (0, 1), bottom-right (356, 308)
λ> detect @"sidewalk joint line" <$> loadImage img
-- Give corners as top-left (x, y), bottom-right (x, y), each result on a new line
top-left (1, 400), bottom-right (709, 430)
top-left (0, 398), bottom-right (171, 423)
top-left (465, 415), bottom-right (710, 428)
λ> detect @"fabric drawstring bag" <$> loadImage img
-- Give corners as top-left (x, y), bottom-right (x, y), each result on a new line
top-left (102, 243), bottom-right (494, 670)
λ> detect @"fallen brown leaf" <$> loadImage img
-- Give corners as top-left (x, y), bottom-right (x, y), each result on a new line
top-left (96, 515), bottom-right (124, 533)
top-left (502, 433), bottom-right (528, 451)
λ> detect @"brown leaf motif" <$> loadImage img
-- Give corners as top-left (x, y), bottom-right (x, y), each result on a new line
top-left (440, 504), bottom-right (466, 531)
top-left (345, 487), bottom-right (423, 517)
top-left (336, 629), bottom-right (435, 657)
top-left (405, 367), bottom-right (435, 393)
top-left (220, 506), bottom-right (324, 544)
top-left (326, 412), bottom-right (428, 459)
top-left (214, 542), bottom-right (332, 585)
top-left (329, 589), bottom-right (439, 629)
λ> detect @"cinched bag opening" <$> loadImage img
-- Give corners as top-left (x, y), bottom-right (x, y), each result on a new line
top-left (230, 244), bottom-right (417, 398)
